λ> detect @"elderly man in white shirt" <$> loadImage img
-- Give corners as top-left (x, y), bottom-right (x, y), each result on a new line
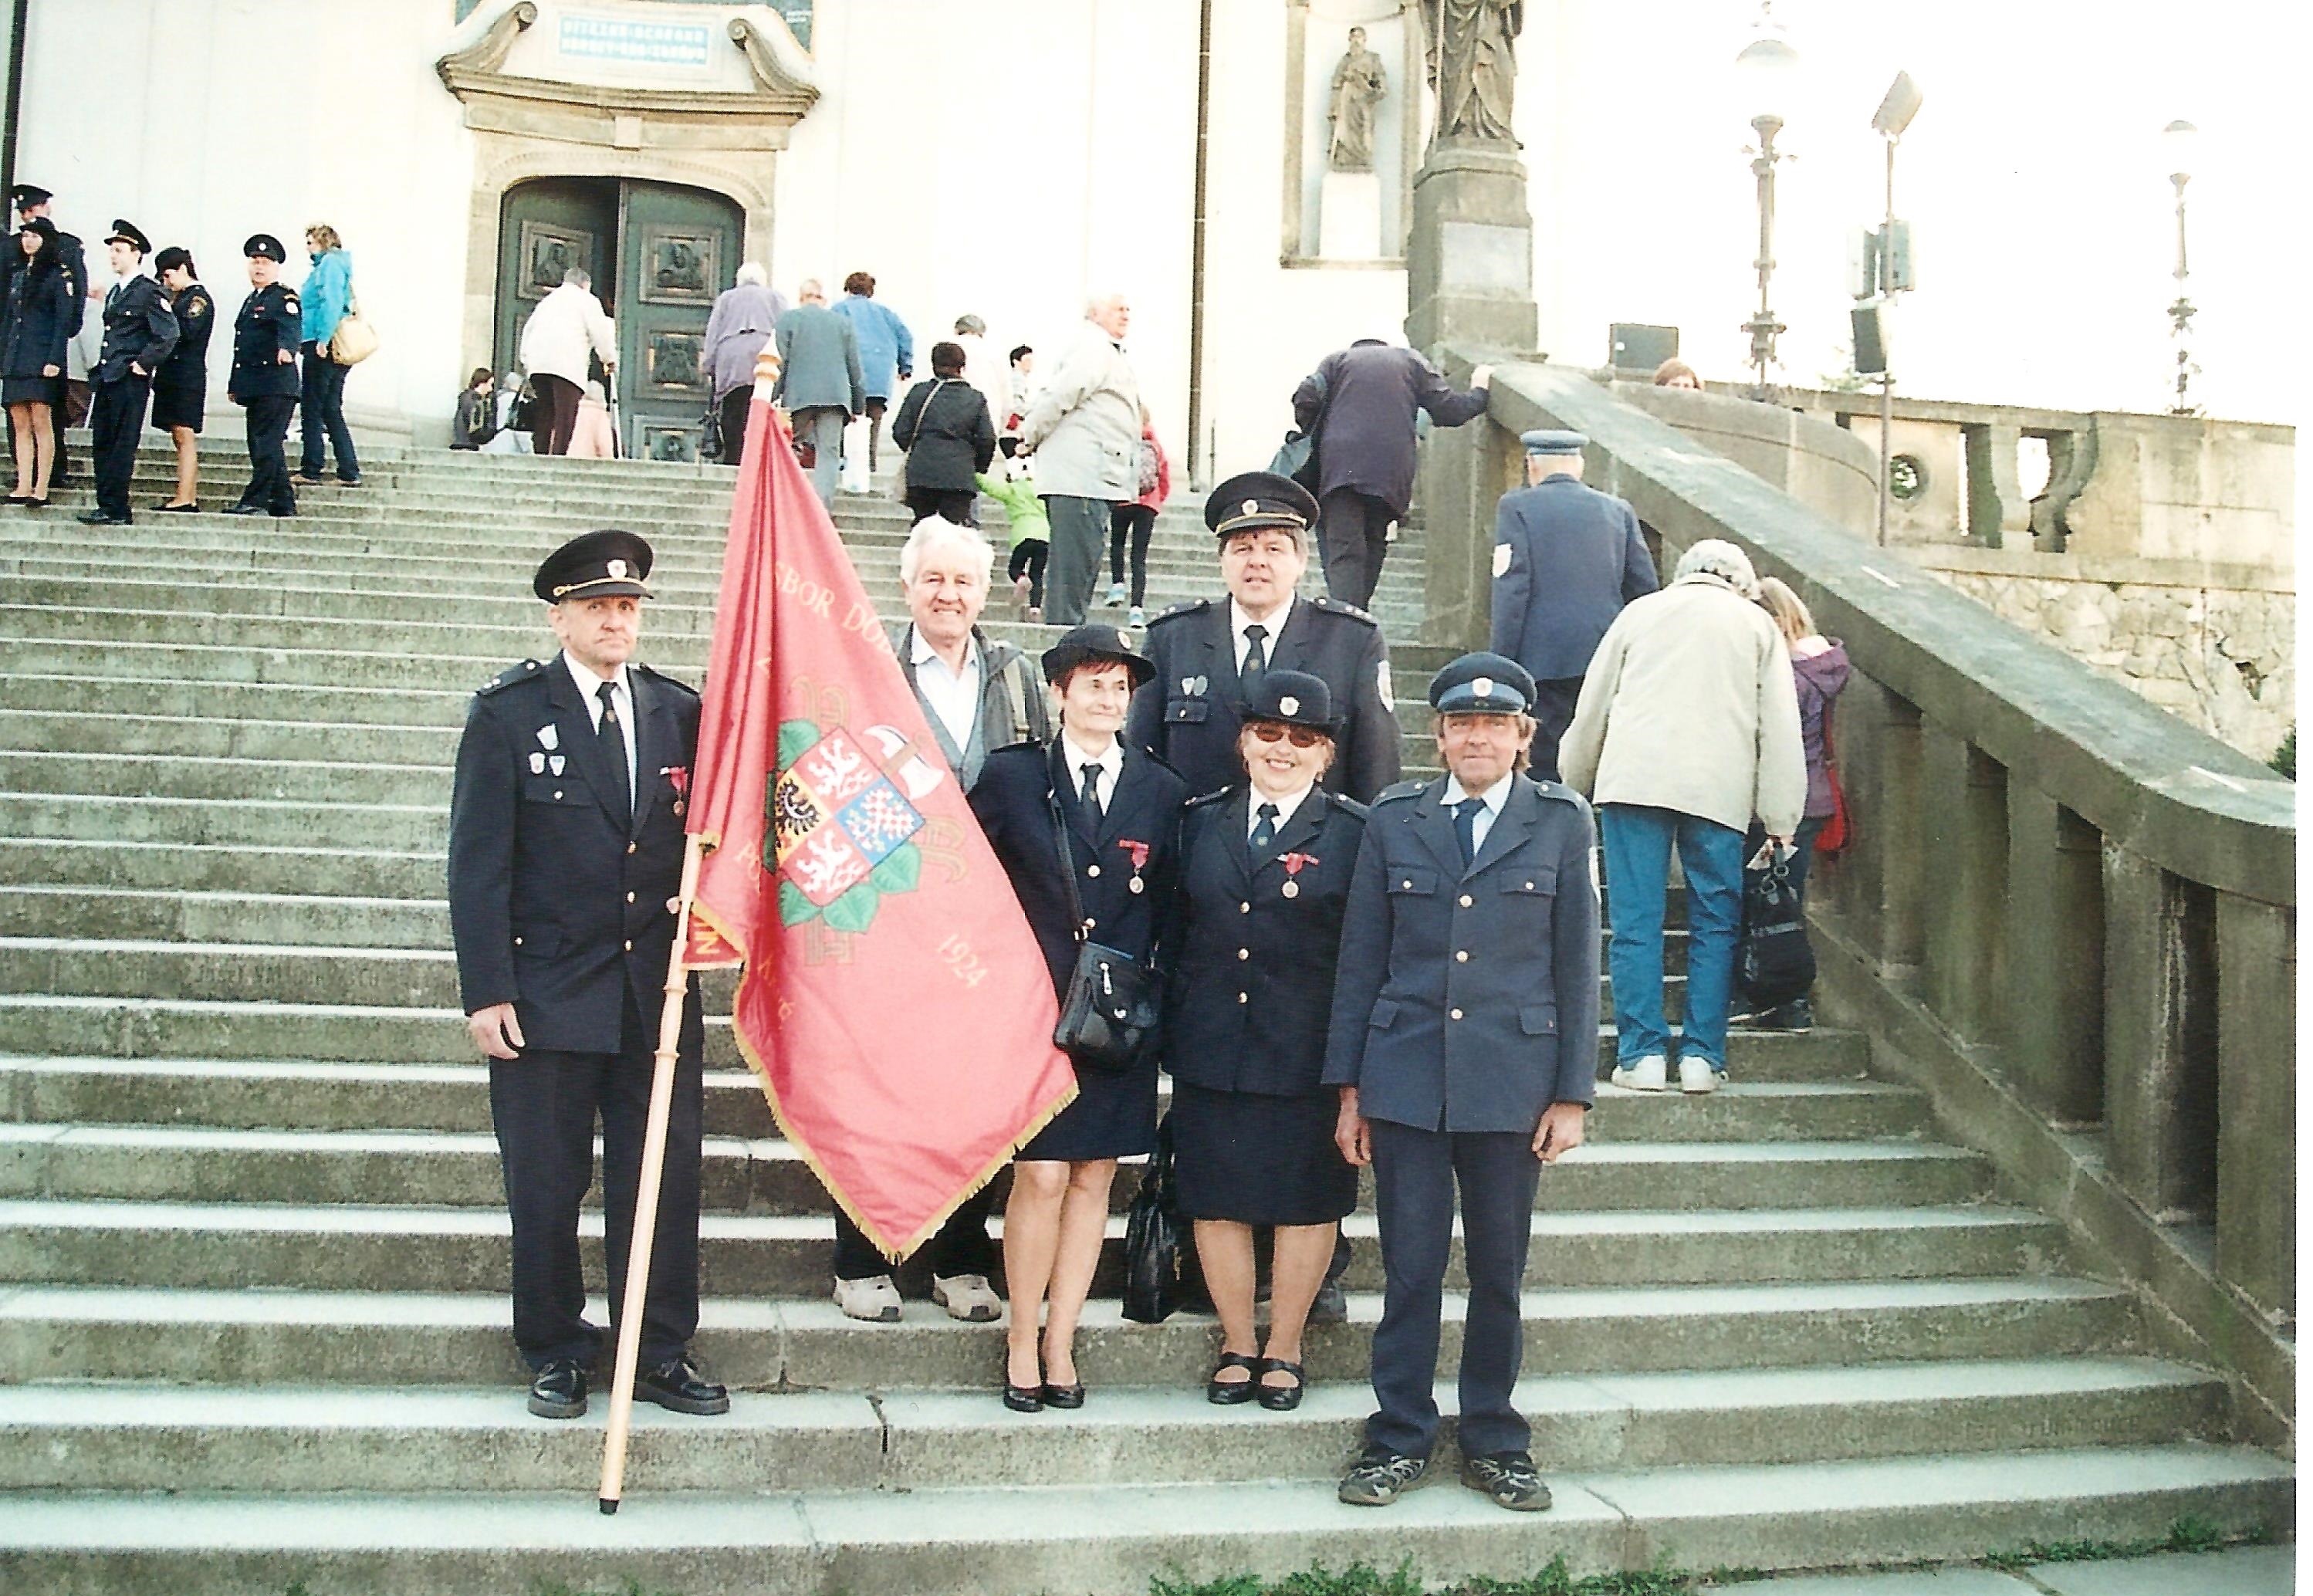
top-left (517, 267), bottom-right (617, 456)
top-left (826, 515), bottom-right (1055, 1324)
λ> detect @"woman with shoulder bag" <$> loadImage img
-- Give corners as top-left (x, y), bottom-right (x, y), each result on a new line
top-left (967, 624), bottom-right (1188, 1412)
top-left (293, 223), bottom-right (360, 486)
top-left (1166, 670), bottom-right (1365, 1412)
top-left (892, 340), bottom-right (996, 526)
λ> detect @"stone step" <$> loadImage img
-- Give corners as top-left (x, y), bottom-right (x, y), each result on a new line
top-left (0, 995), bottom-right (1865, 1077)
top-left (0, 838), bottom-right (443, 900)
top-left (0, 1277), bottom-right (2138, 1390)
top-left (0, 1359), bottom-right (2227, 1496)
top-left (0, 791), bottom-right (448, 853)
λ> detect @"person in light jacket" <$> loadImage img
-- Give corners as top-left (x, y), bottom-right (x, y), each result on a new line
top-left (1017, 293), bottom-right (1141, 626)
top-left (518, 268), bottom-right (617, 457)
top-left (704, 262), bottom-right (786, 470)
top-left (294, 223), bottom-right (360, 485)
top-left (773, 279), bottom-right (864, 509)
top-left (1557, 539), bottom-right (1806, 1097)
top-left (831, 269), bottom-right (912, 475)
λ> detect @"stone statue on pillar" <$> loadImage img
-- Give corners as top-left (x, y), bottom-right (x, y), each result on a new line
top-left (1327, 27), bottom-right (1388, 172)
top-left (1426, 0), bottom-right (1522, 145)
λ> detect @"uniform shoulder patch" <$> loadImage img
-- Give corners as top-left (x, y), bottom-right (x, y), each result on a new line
top-left (1371, 779), bottom-right (1426, 806)
top-left (1183, 785), bottom-right (1237, 810)
top-left (1330, 795), bottom-right (1372, 821)
top-left (183, 294), bottom-right (209, 320)
top-left (1310, 595), bottom-right (1378, 626)
top-left (633, 662), bottom-right (701, 697)
top-left (1145, 598), bottom-right (1211, 626)
top-left (1530, 777), bottom-right (1591, 811)
top-left (476, 658), bottom-right (546, 696)
top-left (279, 293), bottom-right (299, 311)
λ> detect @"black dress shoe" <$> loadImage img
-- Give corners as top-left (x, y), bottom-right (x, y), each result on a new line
top-left (527, 1359), bottom-right (588, 1419)
top-left (77, 511), bottom-right (131, 526)
top-left (2, 495), bottom-right (30, 507)
top-left (1040, 1379), bottom-right (1085, 1408)
top-left (1256, 1357), bottom-right (1305, 1412)
top-left (154, 501), bottom-right (199, 512)
top-left (222, 503), bottom-right (265, 516)
top-left (1206, 1351), bottom-right (1258, 1405)
top-left (1307, 1278), bottom-right (1349, 1325)
top-left (633, 1357), bottom-right (729, 1415)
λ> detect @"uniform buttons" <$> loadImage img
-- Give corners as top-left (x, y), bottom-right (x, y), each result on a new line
top-left (1084, 918), bottom-right (1097, 931)
top-left (553, 790), bottom-right (564, 801)
top-left (512, 936), bottom-right (523, 947)
top-left (626, 891), bottom-right (636, 904)
top-left (1239, 901), bottom-right (1251, 914)
top-left (1087, 864), bottom-right (1101, 877)
top-left (1401, 878), bottom-right (1414, 889)
top-left (1237, 948), bottom-right (1249, 961)
top-left (1237, 992), bottom-right (1248, 1004)
top-left (1449, 1007), bottom-right (1464, 1020)
top-left (1459, 894), bottom-right (1473, 908)
top-left (623, 940), bottom-right (633, 952)
top-left (1524, 881), bottom-right (1535, 890)
top-left (1456, 950), bottom-right (1469, 962)
top-left (627, 842), bottom-right (637, 855)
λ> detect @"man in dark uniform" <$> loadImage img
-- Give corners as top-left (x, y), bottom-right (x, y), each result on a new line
top-left (448, 529), bottom-right (729, 1422)
top-left (1127, 468), bottom-right (1403, 1320)
top-left (4, 184), bottom-right (86, 485)
top-left (150, 247), bottom-right (214, 512)
top-left (77, 221), bottom-right (178, 528)
top-left (1324, 651), bottom-right (1600, 1514)
top-left (224, 235), bottom-right (303, 518)
top-left (1489, 430), bottom-right (1657, 779)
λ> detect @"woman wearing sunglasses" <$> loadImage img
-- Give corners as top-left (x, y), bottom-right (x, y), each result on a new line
top-left (1164, 669), bottom-right (1368, 1410)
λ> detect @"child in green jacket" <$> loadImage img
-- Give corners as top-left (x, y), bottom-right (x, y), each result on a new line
top-left (976, 439), bottom-right (1050, 620)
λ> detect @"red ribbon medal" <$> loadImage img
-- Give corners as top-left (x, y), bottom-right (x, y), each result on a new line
top-left (1279, 851), bottom-right (1318, 898)
top-left (1119, 838), bottom-right (1151, 893)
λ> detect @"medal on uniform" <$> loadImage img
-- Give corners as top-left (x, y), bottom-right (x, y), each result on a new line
top-left (536, 724), bottom-right (559, 751)
top-left (1119, 838), bottom-right (1150, 892)
top-left (529, 751), bottom-right (546, 774)
top-left (549, 754), bottom-right (566, 776)
top-left (1280, 851), bottom-right (1319, 899)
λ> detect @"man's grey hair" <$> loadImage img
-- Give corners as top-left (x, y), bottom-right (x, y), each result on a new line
top-left (900, 516), bottom-right (996, 586)
top-left (1085, 292), bottom-right (1126, 320)
top-left (955, 313), bottom-right (986, 336)
top-left (1672, 537), bottom-right (1761, 598)
top-left (562, 267), bottom-right (591, 290)
top-left (797, 276), bottom-right (824, 303)
top-left (735, 262), bottom-right (769, 288)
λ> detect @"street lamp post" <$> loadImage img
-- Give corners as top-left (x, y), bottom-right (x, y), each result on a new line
top-left (1735, 8), bottom-right (1799, 398)
top-left (1868, 71), bottom-right (1922, 546)
top-left (2163, 119), bottom-right (2200, 415)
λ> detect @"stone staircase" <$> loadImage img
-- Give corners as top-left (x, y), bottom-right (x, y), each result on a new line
top-left (0, 441), bottom-right (2288, 1594)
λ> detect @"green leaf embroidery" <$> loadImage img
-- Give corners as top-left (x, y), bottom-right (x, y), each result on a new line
top-left (776, 719), bottom-right (821, 770)
top-left (868, 843), bottom-right (920, 894)
top-left (823, 881), bottom-right (881, 935)
top-left (777, 878), bottom-right (819, 927)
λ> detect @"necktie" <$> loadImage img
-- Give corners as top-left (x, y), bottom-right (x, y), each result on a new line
top-left (1079, 762), bottom-right (1104, 826)
top-left (1453, 796), bottom-right (1486, 867)
top-left (1250, 801), bottom-right (1280, 852)
top-left (597, 680), bottom-right (631, 822)
top-left (1240, 624), bottom-right (1269, 693)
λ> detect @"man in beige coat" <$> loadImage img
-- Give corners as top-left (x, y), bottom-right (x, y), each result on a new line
top-left (1016, 293), bottom-right (1141, 625)
top-left (1558, 539), bottom-right (1805, 1095)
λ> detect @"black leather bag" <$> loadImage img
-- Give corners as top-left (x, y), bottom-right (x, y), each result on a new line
top-left (1121, 1117), bottom-right (1192, 1324)
top-left (1737, 842), bottom-right (1817, 1011)
top-left (1047, 783), bottom-right (1159, 1073)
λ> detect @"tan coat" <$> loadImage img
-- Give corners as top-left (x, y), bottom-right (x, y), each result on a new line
top-left (1557, 573), bottom-right (1808, 837)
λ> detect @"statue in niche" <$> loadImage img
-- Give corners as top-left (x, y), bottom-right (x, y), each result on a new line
top-left (1327, 27), bottom-right (1388, 172)
top-left (1428, 0), bottom-right (1521, 144)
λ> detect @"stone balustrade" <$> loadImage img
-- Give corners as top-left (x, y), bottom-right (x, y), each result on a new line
top-left (1419, 357), bottom-right (2297, 1434)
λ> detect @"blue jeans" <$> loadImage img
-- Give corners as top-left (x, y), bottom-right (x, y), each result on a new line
top-left (1600, 804), bottom-right (1745, 1070)
top-left (298, 343), bottom-right (359, 480)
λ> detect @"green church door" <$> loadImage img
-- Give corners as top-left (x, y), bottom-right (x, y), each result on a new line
top-left (496, 178), bottom-right (746, 461)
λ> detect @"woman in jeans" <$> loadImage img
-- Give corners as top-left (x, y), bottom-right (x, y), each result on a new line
top-left (1105, 405), bottom-right (1170, 625)
top-left (294, 224), bottom-right (360, 485)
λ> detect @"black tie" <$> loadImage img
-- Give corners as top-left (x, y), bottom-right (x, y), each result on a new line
top-left (597, 680), bottom-right (631, 822)
top-left (1240, 624), bottom-right (1269, 694)
top-left (1250, 801), bottom-right (1280, 852)
top-left (1453, 796), bottom-right (1486, 867)
top-left (1079, 762), bottom-right (1104, 826)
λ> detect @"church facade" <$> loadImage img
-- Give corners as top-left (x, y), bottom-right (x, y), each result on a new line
top-left (16, 0), bottom-right (1513, 479)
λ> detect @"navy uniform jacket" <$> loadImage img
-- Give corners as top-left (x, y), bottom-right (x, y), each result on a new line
top-left (0, 261), bottom-right (73, 380)
top-left (1126, 596), bottom-right (1401, 803)
top-left (967, 740), bottom-right (1188, 999)
top-left (93, 275), bottom-right (178, 384)
top-left (447, 656), bottom-right (705, 1057)
top-left (1165, 786), bottom-right (1365, 1097)
top-left (228, 282), bottom-right (302, 402)
top-left (1321, 774), bottom-right (1601, 1132)
top-left (0, 228), bottom-right (86, 334)
top-left (157, 283), bottom-right (215, 389)
top-left (1490, 475), bottom-right (1658, 683)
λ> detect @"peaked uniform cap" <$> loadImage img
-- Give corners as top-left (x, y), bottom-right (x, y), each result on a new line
top-left (1429, 651), bottom-right (1537, 715)
top-left (242, 234), bottom-right (287, 262)
top-left (1243, 669), bottom-right (1337, 733)
top-left (1206, 470), bottom-right (1318, 539)
top-left (534, 529), bottom-right (655, 602)
top-left (106, 219), bottom-right (151, 254)
top-left (1041, 623), bottom-right (1154, 691)
top-left (1520, 429), bottom-right (1587, 456)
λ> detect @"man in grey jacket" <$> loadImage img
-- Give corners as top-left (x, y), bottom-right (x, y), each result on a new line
top-left (773, 279), bottom-right (865, 508)
top-left (1016, 293), bottom-right (1141, 625)
top-left (704, 263), bottom-right (787, 472)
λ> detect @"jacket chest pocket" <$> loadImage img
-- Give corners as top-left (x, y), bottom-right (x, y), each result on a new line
top-left (1498, 864), bottom-right (1557, 901)
top-left (522, 774), bottom-right (593, 806)
top-left (1164, 697), bottom-right (1210, 725)
top-left (1387, 867), bottom-right (1439, 898)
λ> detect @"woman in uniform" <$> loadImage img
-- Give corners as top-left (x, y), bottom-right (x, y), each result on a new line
top-left (150, 247), bottom-right (213, 511)
top-left (2, 219), bottom-right (71, 508)
top-left (968, 624), bottom-right (1188, 1412)
top-left (1165, 671), bottom-right (1364, 1411)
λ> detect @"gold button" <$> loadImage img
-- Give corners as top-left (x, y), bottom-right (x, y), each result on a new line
top-left (1237, 948), bottom-right (1249, 961)
top-left (1459, 894), bottom-right (1473, 908)
top-left (1449, 1007), bottom-right (1463, 1020)
top-left (626, 891), bottom-right (636, 904)
top-left (1401, 879), bottom-right (1413, 889)
top-left (1087, 864), bottom-right (1101, 877)
top-left (1456, 950), bottom-right (1469, 962)
top-left (1524, 881), bottom-right (1535, 889)
top-left (512, 936), bottom-right (523, 947)
top-left (627, 842), bottom-right (637, 855)
top-left (624, 940), bottom-right (633, 952)
top-left (1237, 992), bottom-right (1248, 1004)
top-left (1239, 902), bottom-right (1250, 914)
top-left (553, 790), bottom-right (563, 800)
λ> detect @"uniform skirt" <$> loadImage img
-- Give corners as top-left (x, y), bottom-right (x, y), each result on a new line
top-left (150, 383), bottom-right (205, 433)
top-left (1018, 1055), bottom-right (1157, 1163)
top-left (1171, 1080), bottom-right (1358, 1226)
top-left (2, 374), bottom-right (61, 407)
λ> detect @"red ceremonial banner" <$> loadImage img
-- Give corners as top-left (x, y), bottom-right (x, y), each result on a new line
top-left (683, 387), bottom-right (1075, 1259)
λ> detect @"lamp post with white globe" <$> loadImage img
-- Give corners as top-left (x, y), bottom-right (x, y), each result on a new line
top-left (2162, 119), bottom-right (2200, 415)
top-left (1736, 5), bottom-right (1800, 397)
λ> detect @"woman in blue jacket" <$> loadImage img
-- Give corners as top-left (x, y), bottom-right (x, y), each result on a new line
top-left (832, 270), bottom-right (912, 476)
top-left (294, 223), bottom-right (360, 486)
top-left (1, 219), bottom-right (72, 506)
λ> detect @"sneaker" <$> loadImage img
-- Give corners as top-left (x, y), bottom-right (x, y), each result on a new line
top-left (832, 1274), bottom-right (902, 1322)
top-left (1461, 1450), bottom-right (1553, 1512)
top-left (1679, 1057), bottom-right (1723, 1094)
top-left (1609, 1054), bottom-right (1669, 1092)
top-left (1106, 581), bottom-right (1127, 607)
top-left (1338, 1446), bottom-right (1427, 1506)
top-left (1013, 574), bottom-right (1032, 617)
top-left (1026, 606), bottom-right (1042, 623)
top-left (1127, 605), bottom-right (1145, 627)
top-left (930, 1273), bottom-right (1002, 1323)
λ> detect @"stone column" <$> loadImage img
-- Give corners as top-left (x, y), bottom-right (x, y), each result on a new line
top-left (2215, 894), bottom-right (2294, 1318)
top-left (1919, 726), bottom-right (2007, 1043)
top-left (2101, 849), bottom-right (2220, 1222)
top-left (2002, 788), bottom-right (2105, 1124)
top-left (1405, 143), bottom-right (1538, 354)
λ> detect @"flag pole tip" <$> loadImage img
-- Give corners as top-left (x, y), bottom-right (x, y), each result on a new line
top-left (599, 1497), bottom-right (620, 1516)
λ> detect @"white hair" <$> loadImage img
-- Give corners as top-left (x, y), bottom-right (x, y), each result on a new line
top-left (900, 516), bottom-right (995, 586)
top-left (1672, 537), bottom-right (1761, 598)
top-left (1085, 292), bottom-right (1126, 320)
top-left (735, 262), bottom-right (769, 288)
top-left (797, 277), bottom-right (824, 302)
top-left (562, 266), bottom-right (590, 290)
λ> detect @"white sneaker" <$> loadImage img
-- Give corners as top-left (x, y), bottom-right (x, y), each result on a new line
top-left (1680, 1057), bottom-right (1723, 1094)
top-left (1106, 581), bottom-right (1128, 607)
top-left (833, 1274), bottom-right (902, 1322)
top-left (1013, 574), bottom-right (1033, 617)
top-left (1609, 1054), bottom-right (1669, 1092)
top-left (1128, 605), bottom-right (1145, 627)
top-left (931, 1273), bottom-right (1003, 1323)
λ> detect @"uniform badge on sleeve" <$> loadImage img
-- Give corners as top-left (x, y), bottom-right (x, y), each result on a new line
top-left (1493, 543), bottom-right (1513, 577)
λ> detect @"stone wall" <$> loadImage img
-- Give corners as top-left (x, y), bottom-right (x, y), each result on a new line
top-left (1907, 549), bottom-right (2294, 765)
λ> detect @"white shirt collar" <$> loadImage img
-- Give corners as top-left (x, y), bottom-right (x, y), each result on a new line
top-left (1060, 734), bottom-right (1123, 786)
top-left (909, 626), bottom-right (979, 677)
top-left (1247, 783), bottom-right (1314, 837)
top-left (1229, 595), bottom-right (1294, 658)
top-left (1441, 772), bottom-right (1513, 816)
top-left (562, 651), bottom-right (630, 712)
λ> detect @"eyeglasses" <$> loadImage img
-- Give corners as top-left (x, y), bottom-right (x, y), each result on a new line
top-left (1249, 722), bottom-right (1327, 749)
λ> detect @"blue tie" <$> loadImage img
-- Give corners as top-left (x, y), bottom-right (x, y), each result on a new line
top-left (1453, 796), bottom-right (1485, 867)
top-left (1250, 801), bottom-right (1280, 852)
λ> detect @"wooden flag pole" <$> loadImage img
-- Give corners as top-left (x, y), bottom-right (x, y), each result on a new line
top-left (597, 830), bottom-right (706, 1515)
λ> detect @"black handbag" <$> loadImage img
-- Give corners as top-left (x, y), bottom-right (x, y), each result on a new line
top-left (1737, 842), bottom-right (1817, 1011)
top-left (1121, 1116), bottom-right (1192, 1324)
top-left (1047, 776), bottom-right (1159, 1074)
top-left (1268, 370), bottom-right (1328, 492)
top-left (698, 395), bottom-right (724, 462)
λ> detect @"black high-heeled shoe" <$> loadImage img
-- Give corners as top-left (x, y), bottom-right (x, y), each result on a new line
top-left (22, 494), bottom-right (48, 509)
top-left (1002, 1355), bottom-right (1043, 1412)
top-left (1256, 1358), bottom-right (1306, 1412)
top-left (1206, 1351), bottom-right (1259, 1405)
top-left (3, 494), bottom-right (30, 507)
top-left (1040, 1378), bottom-right (1085, 1409)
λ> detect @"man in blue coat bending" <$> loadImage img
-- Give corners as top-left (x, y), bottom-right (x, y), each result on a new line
top-left (1489, 430), bottom-right (1657, 779)
top-left (1324, 651), bottom-right (1600, 1514)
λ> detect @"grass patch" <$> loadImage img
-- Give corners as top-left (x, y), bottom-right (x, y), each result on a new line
top-left (1982, 1512), bottom-right (2239, 1571)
